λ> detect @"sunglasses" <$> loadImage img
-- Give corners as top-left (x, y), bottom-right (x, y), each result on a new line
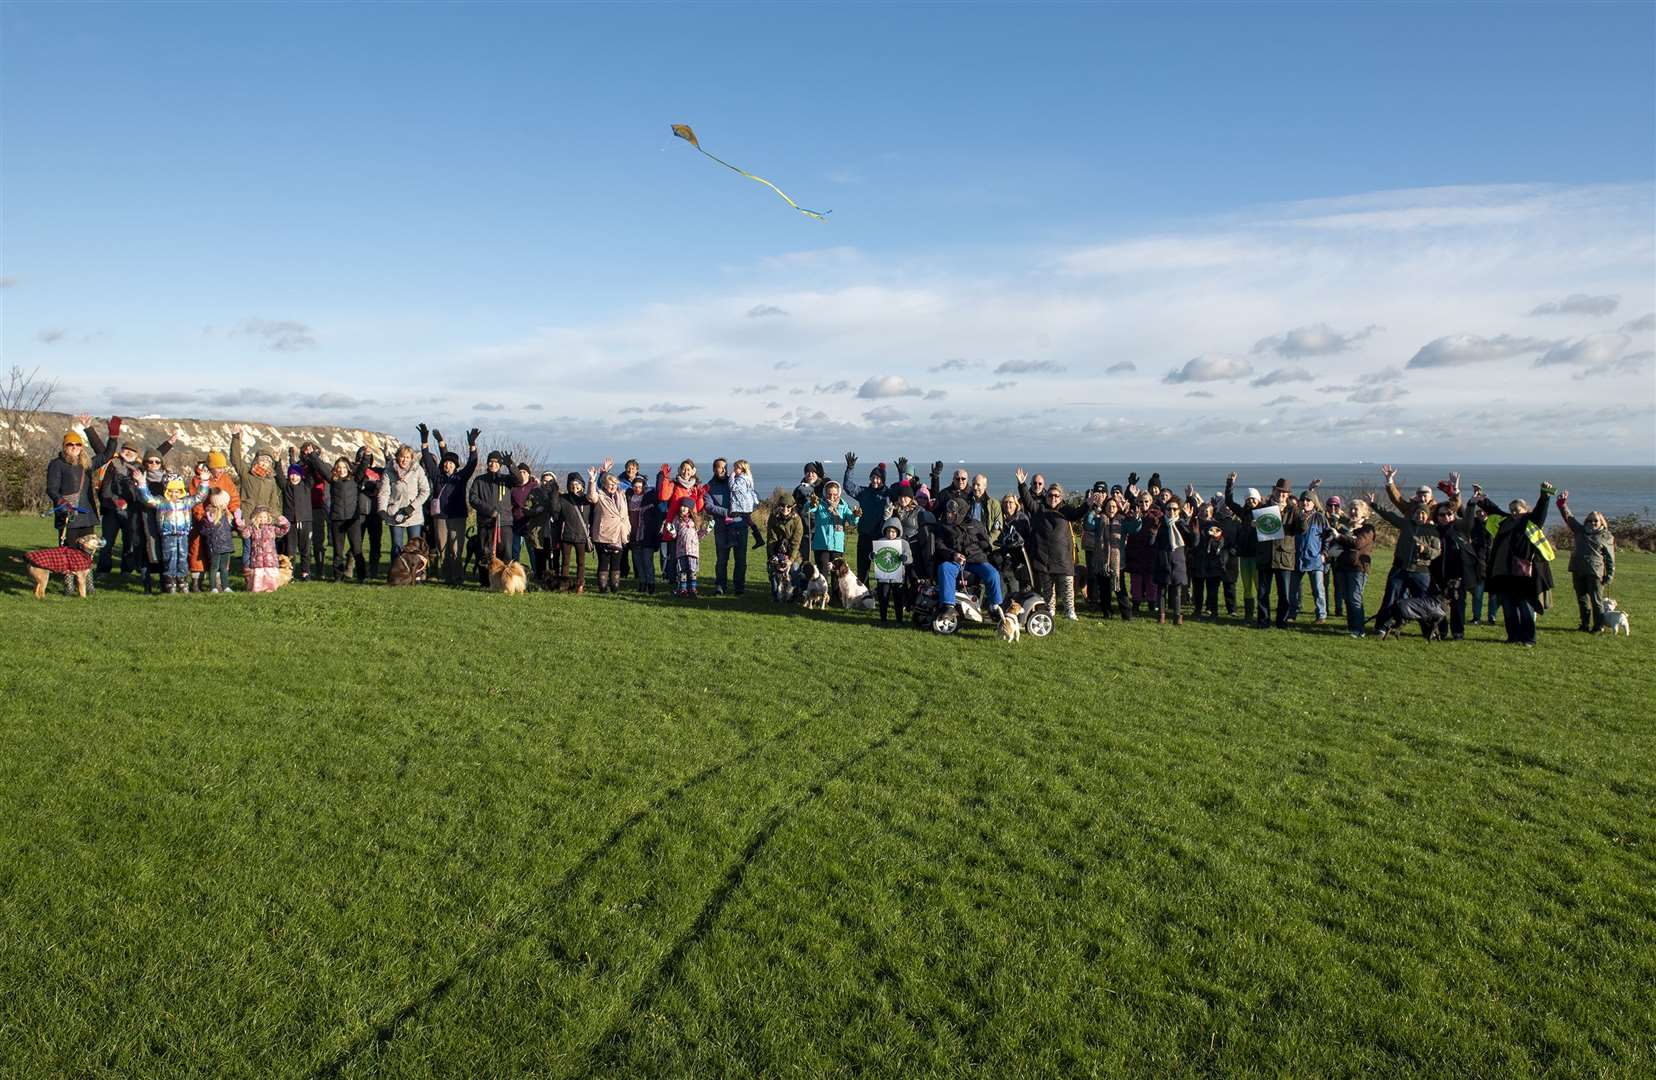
top-left (144, 459), bottom-right (163, 466)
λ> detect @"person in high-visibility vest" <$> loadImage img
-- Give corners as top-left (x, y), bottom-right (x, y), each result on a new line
top-left (1475, 481), bottom-right (1556, 647)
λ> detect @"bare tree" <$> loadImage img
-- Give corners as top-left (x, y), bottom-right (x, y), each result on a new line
top-left (0, 365), bottom-right (61, 454)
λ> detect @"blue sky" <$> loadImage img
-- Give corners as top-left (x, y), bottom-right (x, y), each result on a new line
top-left (4, 1), bottom-right (1653, 463)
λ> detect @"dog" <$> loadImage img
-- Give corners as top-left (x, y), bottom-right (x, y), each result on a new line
top-left (829, 557), bottom-right (877, 611)
top-left (488, 556), bottom-right (528, 595)
top-left (275, 555), bottom-right (294, 589)
top-left (801, 562), bottom-right (830, 610)
top-left (998, 599), bottom-right (1023, 643)
top-left (23, 534), bottom-right (104, 599)
top-left (769, 552), bottom-right (796, 602)
top-left (1378, 593), bottom-right (1451, 641)
top-left (1602, 598), bottom-right (1631, 636)
top-left (388, 536), bottom-right (430, 587)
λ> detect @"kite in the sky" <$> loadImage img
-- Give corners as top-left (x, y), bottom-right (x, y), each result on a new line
top-left (671, 123), bottom-right (829, 220)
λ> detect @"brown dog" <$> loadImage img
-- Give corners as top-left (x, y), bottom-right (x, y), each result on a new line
top-left (488, 556), bottom-right (527, 595)
top-left (24, 534), bottom-right (105, 599)
top-left (387, 536), bottom-right (430, 587)
top-left (276, 555), bottom-right (294, 590)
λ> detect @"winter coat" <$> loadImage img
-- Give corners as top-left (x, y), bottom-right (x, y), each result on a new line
top-left (766, 508), bottom-right (805, 558)
top-left (377, 458), bottom-right (433, 527)
top-left (657, 471), bottom-right (705, 542)
top-left (890, 503), bottom-right (936, 568)
top-left (510, 477), bottom-right (537, 529)
top-left (469, 463), bottom-right (521, 523)
top-left (1017, 481), bottom-right (1085, 576)
top-left (730, 472), bottom-right (761, 515)
top-left (200, 511), bottom-right (238, 556)
top-left (1123, 510), bottom-right (1160, 575)
top-left (136, 484), bottom-right (209, 536)
top-left (47, 440), bottom-right (118, 531)
top-left (1294, 509), bottom-right (1331, 572)
top-left (424, 446), bottom-right (477, 519)
top-left (1480, 494), bottom-right (1555, 602)
top-left (1153, 516), bottom-right (1192, 587)
top-left (1561, 508), bottom-right (1615, 580)
top-left (808, 499), bottom-right (857, 554)
top-left (1187, 523), bottom-right (1228, 579)
top-left (280, 472), bottom-right (314, 525)
top-left (230, 431), bottom-right (282, 523)
top-left (703, 475), bottom-right (733, 520)
top-left (666, 517), bottom-right (706, 559)
top-left (1329, 522), bottom-right (1376, 573)
top-left (635, 497), bottom-right (664, 550)
top-left (842, 465), bottom-right (893, 525)
top-left (1372, 504), bottom-right (1442, 573)
top-left (306, 451), bottom-right (369, 523)
top-left (588, 482), bottom-right (631, 547)
top-left (237, 513), bottom-right (290, 569)
top-left (556, 477), bottom-right (594, 549)
top-left (931, 517), bottom-right (993, 567)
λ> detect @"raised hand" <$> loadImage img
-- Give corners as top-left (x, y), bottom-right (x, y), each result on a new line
top-left (1364, 491), bottom-right (1378, 505)
top-left (1448, 471), bottom-right (1461, 491)
top-left (930, 460), bottom-right (944, 477)
top-left (172, 427), bottom-right (186, 442)
top-left (417, 423), bottom-right (429, 443)
top-left (1226, 470), bottom-right (1237, 485)
top-left (845, 450), bottom-right (857, 467)
top-left (466, 428), bottom-right (481, 446)
top-left (1380, 464), bottom-right (1396, 481)
top-left (895, 456), bottom-right (908, 477)
top-left (74, 412), bottom-right (92, 429)
top-left (1184, 483), bottom-right (1196, 499)
top-left (1309, 477), bottom-right (1322, 489)
top-left (601, 456), bottom-right (614, 473)
top-left (1128, 471), bottom-right (1139, 487)
top-left (1014, 466), bottom-right (1027, 483)
top-left (432, 428), bottom-right (444, 445)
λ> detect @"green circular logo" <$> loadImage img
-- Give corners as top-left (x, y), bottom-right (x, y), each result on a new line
top-left (1257, 510), bottom-right (1282, 533)
top-left (872, 547), bottom-right (903, 573)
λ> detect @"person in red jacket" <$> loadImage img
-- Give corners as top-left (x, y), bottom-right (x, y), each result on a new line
top-left (655, 460), bottom-right (705, 592)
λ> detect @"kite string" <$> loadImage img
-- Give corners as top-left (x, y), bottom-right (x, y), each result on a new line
top-left (692, 145), bottom-right (829, 220)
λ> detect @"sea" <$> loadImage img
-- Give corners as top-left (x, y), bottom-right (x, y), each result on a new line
top-left (538, 461), bottom-right (1654, 519)
top-left (734, 463), bottom-right (1656, 519)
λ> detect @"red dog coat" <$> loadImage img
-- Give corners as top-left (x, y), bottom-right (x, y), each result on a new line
top-left (26, 546), bottom-right (93, 574)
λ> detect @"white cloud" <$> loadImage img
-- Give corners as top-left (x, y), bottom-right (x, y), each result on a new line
top-left (1164, 355), bottom-right (1253, 384)
top-left (1348, 385), bottom-right (1409, 404)
top-left (994, 359), bottom-right (1067, 374)
top-left (1529, 293), bottom-right (1619, 317)
top-left (1406, 334), bottom-right (1554, 369)
top-left (1250, 366), bottom-right (1314, 387)
top-left (1621, 312), bottom-right (1655, 333)
top-left (1535, 333), bottom-right (1631, 368)
top-left (862, 405), bottom-right (906, 424)
top-left (235, 318), bottom-right (317, 352)
top-left (1252, 323), bottom-right (1379, 358)
top-left (857, 375), bottom-right (924, 399)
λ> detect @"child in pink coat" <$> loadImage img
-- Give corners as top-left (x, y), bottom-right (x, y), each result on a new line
top-left (237, 505), bottom-right (291, 592)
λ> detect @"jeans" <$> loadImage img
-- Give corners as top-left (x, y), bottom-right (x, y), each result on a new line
top-left (938, 560), bottom-right (1004, 608)
top-left (390, 523), bottom-right (423, 559)
top-left (1289, 569), bottom-right (1327, 620)
top-left (1328, 567), bottom-right (1341, 616)
top-left (856, 532), bottom-right (876, 585)
top-left (634, 544), bottom-right (657, 587)
top-left (1503, 596), bottom-right (1537, 644)
top-left (1335, 568), bottom-right (1367, 634)
top-left (1254, 562), bottom-right (1291, 625)
top-left (1469, 580), bottom-right (1487, 622)
top-left (1376, 568), bottom-right (1429, 627)
top-left (715, 516), bottom-right (749, 592)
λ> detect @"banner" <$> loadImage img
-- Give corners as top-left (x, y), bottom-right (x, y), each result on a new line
top-left (870, 538), bottom-right (907, 583)
top-left (1254, 506), bottom-right (1285, 542)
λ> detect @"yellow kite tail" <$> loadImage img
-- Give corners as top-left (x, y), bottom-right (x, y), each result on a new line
top-left (672, 123), bottom-right (829, 220)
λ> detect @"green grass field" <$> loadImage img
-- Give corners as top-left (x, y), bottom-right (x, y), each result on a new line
top-left (3, 514), bottom-right (1652, 1078)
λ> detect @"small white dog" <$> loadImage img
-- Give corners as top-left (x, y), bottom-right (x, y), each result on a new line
top-left (1601, 598), bottom-right (1631, 636)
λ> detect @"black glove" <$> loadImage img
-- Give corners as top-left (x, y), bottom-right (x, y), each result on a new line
top-left (432, 428), bottom-right (444, 445)
top-left (895, 456), bottom-right (909, 477)
top-left (1127, 471), bottom-right (1139, 487)
top-left (931, 460), bottom-right (944, 477)
top-left (394, 507), bottom-right (413, 523)
top-left (466, 428), bottom-right (480, 446)
top-left (501, 452), bottom-right (514, 469)
top-left (845, 451), bottom-right (857, 467)
top-left (417, 423), bottom-right (429, 443)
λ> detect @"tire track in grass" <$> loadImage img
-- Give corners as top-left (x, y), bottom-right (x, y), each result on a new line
top-left (312, 708), bottom-right (829, 1078)
top-left (570, 707), bottom-right (921, 1079)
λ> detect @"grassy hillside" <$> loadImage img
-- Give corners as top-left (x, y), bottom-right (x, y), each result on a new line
top-left (2, 514), bottom-right (1652, 1077)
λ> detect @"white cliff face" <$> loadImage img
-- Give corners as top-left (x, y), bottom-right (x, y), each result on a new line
top-left (2, 412), bottom-right (402, 465)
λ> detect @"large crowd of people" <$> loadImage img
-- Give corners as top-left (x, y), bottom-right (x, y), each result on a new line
top-left (43, 415), bottom-right (1619, 645)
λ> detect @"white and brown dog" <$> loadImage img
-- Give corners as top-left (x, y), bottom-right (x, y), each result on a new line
top-left (998, 599), bottom-right (1023, 643)
top-left (23, 534), bottom-right (104, 599)
top-left (769, 552), bottom-right (796, 602)
top-left (1601, 598), bottom-right (1631, 636)
top-left (829, 557), bottom-right (877, 611)
top-left (801, 562), bottom-right (830, 610)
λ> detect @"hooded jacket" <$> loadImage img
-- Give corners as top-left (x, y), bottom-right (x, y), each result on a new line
top-left (766, 506), bottom-right (805, 557)
top-left (237, 512), bottom-right (291, 569)
top-left (808, 497), bottom-right (857, 554)
top-left (587, 476), bottom-right (631, 547)
top-left (378, 457), bottom-right (433, 527)
top-left (842, 463), bottom-right (892, 525)
top-left (1560, 506), bottom-right (1615, 580)
top-left (1153, 514), bottom-right (1192, 587)
top-left (424, 445), bottom-right (478, 519)
top-left (281, 470), bottom-right (315, 525)
top-left (656, 468), bottom-right (705, 542)
top-left (931, 507), bottom-right (993, 567)
top-left (1480, 493), bottom-right (1554, 601)
top-left (306, 449), bottom-right (370, 523)
top-left (469, 459), bottom-right (522, 522)
top-left (230, 431), bottom-right (282, 526)
top-left (136, 480), bottom-right (209, 536)
top-left (557, 474), bottom-right (594, 548)
top-left (1017, 480), bottom-right (1085, 576)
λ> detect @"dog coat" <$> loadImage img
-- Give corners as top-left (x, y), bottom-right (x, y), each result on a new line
top-left (27, 546), bottom-right (93, 574)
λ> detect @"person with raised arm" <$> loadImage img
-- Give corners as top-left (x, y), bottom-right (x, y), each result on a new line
top-left (1555, 489), bottom-right (1615, 633)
